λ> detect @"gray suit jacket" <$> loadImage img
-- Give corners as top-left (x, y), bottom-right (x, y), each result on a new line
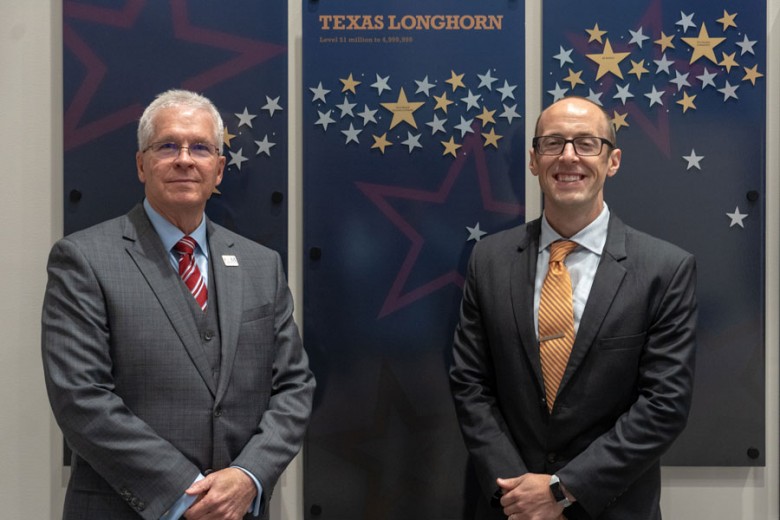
top-left (450, 214), bottom-right (697, 519)
top-left (42, 204), bottom-right (315, 519)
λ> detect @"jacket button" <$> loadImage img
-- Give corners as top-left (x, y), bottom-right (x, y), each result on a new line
top-left (214, 407), bottom-right (223, 417)
top-left (546, 452), bottom-right (557, 463)
top-left (204, 330), bottom-right (215, 341)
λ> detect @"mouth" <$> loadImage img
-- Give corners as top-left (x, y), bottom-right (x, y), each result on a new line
top-left (553, 173), bottom-right (585, 183)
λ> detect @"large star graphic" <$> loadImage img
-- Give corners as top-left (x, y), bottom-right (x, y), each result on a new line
top-left (63, 0), bottom-right (286, 151)
top-left (380, 88), bottom-right (425, 130)
top-left (355, 132), bottom-right (522, 318)
top-left (681, 23), bottom-right (726, 65)
top-left (586, 39), bottom-right (630, 80)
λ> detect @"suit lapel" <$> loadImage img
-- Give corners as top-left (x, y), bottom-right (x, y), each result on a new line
top-left (122, 205), bottom-right (217, 396)
top-left (207, 221), bottom-right (243, 404)
top-left (510, 219), bottom-right (546, 394)
top-left (559, 215), bottom-right (628, 392)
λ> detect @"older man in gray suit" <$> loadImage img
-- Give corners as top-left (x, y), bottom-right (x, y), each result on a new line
top-left (42, 89), bottom-right (314, 520)
top-left (450, 97), bottom-right (697, 519)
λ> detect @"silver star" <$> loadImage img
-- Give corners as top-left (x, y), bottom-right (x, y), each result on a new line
top-left (676, 11), bottom-right (696, 33)
top-left (460, 90), bottom-right (482, 112)
top-left (228, 148), bottom-right (248, 170)
top-left (261, 96), bottom-right (283, 118)
top-left (309, 82), bottom-right (330, 103)
top-left (628, 27), bottom-right (650, 48)
top-left (401, 131), bottom-right (423, 153)
top-left (717, 81), bottom-right (739, 101)
top-left (736, 34), bottom-right (757, 55)
top-left (726, 207), bottom-right (747, 228)
top-left (613, 84), bottom-right (634, 105)
top-left (654, 54), bottom-right (674, 75)
top-left (234, 107), bottom-right (256, 128)
top-left (697, 68), bottom-right (717, 89)
top-left (426, 115), bottom-right (447, 135)
top-left (414, 75), bottom-right (436, 96)
top-left (466, 222), bottom-right (488, 242)
top-left (547, 82), bottom-right (568, 102)
top-left (586, 89), bottom-right (603, 106)
top-left (669, 70), bottom-right (691, 92)
top-left (336, 96), bottom-right (356, 118)
top-left (477, 69), bottom-right (498, 90)
top-left (357, 105), bottom-right (378, 126)
top-left (315, 110), bottom-right (336, 131)
top-left (497, 80), bottom-right (517, 101)
top-left (371, 74), bottom-right (391, 95)
top-left (455, 116), bottom-right (475, 138)
top-left (341, 123), bottom-right (362, 144)
top-left (254, 135), bottom-right (276, 156)
top-left (644, 85), bottom-right (665, 108)
top-left (500, 104), bottom-right (521, 124)
top-left (682, 149), bottom-right (704, 170)
top-left (553, 46), bottom-right (573, 67)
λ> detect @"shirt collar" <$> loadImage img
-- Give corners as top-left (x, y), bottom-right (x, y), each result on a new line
top-left (540, 203), bottom-right (610, 255)
top-left (142, 199), bottom-right (209, 258)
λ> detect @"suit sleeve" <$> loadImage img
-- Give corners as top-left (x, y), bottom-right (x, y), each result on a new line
top-left (558, 253), bottom-right (697, 517)
top-left (41, 238), bottom-right (200, 520)
top-left (230, 250), bottom-right (315, 509)
top-left (449, 244), bottom-right (528, 500)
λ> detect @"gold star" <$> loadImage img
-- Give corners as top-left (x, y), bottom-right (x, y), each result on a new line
top-left (719, 52), bottom-right (739, 73)
top-left (433, 92), bottom-right (454, 113)
top-left (682, 24), bottom-right (726, 65)
top-left (475, 107), bottom-right (496, 127)
top-left (441, 136), bottom-right (462, 158)
top-left (380, 88), bottom-right (425, 130)
top-left (481, 128), bottom-right (503, 149)
top-left (654, 32), bottom-right (675, 53)
top-left (611, 111), bottom-right (628, 132)
top-left (716, 10), bottom-right (738, 31)
top-left (586, 39), bottom-right (630, 80)
top-left (742, 65), bottom-right (764, 86)
top-left (676, 91), bottom-right (697, 113)
top-left (563, 68), bottom-right (585, 89)
top-left (223, 127), bottom-right (236, 148)
top-left (445, 70), bottom-right (466, 91)
top-left (628, 59), bottom-right (649, 80)
top-left (340, 73), bottom-right (361, 94)
top-left (371, 133), bottom-right (392, 154)
top-left (586, 23), bottom-right (607, 43)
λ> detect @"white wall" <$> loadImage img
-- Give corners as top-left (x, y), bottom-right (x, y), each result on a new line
top-left (1, 1), bottom-right (776, 518)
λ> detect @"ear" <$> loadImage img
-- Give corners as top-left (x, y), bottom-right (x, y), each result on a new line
top-left (215, 155), bottom-right (226, 186)
top-left (606, 148), bottom-right (621, 178)
top-left (528, 148), bottom-right (539, 177)
top-left (136, 151), bottom-right (147, 183)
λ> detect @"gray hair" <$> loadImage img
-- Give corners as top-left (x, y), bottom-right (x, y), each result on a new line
top-left (137, 89), bottom-right (224, 154)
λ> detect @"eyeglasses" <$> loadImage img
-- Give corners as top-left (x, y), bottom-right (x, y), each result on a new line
top-left (143, 142), bottom-right (219, 160)
top-left (532, 136), bottom-right (614, 156)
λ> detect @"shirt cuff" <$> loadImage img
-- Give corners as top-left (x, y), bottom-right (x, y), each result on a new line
top-left (160, 473), bottom-right (204, 520)
top-left (232, 465), bottom-right (264, 517)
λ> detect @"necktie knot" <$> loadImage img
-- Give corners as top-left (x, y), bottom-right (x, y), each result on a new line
top-left (549, 240), bottom-right (578, 264)
top-left (174, 236), bottom-right (197, 256)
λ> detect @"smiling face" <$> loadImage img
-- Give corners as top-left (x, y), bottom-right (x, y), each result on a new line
top-left (136, 106), bottom-right (225, 233)
top-left (529, 97), bottom-right (621, 236)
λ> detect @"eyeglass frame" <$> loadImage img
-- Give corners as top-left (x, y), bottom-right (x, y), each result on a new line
top-left (142, 141), bottom-right (220, 159)
top-left (532, 135), bottom-right (615, 157)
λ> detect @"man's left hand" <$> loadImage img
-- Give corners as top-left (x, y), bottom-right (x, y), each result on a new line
top-left (497, 473), bottom-right (563, 520)
top-left (183, 467), bottom-right (257, 520)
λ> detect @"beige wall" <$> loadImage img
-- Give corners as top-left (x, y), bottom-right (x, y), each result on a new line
top-left (2, 1), bottom-right (777, 518)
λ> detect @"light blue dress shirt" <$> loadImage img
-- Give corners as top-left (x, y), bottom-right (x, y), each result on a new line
top-left (534, 203), bottom-right (610, 337)
top-left (142, 200), bottom-right (263, 519)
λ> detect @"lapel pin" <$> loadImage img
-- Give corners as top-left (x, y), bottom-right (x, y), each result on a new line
top-left (222, 255), bottom-right (239, 267)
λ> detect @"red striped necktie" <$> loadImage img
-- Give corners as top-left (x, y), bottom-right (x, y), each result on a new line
top-left (538, 239), bottom-right (578, 412)
top-left (173, 236), bottom-right (208, 311)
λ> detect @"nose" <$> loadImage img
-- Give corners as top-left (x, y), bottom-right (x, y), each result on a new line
top-left (560, 141), bottom-right (578, 159)
top-left (174, 146), bottom-right (196, 163)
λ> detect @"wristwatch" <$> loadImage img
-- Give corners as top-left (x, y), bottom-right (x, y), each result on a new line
top-left (549, 474), bottom-right (572, 508)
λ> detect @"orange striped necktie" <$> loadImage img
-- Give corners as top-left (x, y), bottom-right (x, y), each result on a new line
top-left (538, 240), bottom-right (578, 412)
top-left (173, 236), bottom-right (208, 311)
